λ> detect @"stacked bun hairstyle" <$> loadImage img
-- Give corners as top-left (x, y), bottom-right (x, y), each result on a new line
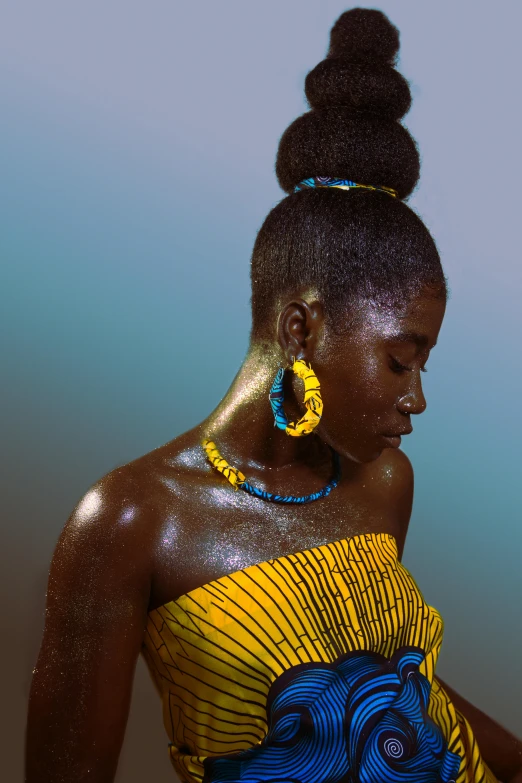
top-left (250, 8), bottom-right (447, 339)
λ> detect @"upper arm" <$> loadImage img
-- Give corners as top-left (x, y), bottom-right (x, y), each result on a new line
top-left (25, 468), bottom-right (154, 783)
top-left (435, 677), bottom-right (522, 781)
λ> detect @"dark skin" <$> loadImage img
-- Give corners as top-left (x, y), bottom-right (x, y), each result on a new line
top-left (25, 289), bottom-right (522, 782)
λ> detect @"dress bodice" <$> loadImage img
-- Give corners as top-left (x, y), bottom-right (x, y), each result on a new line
top-left (142, 531), bottom-right (497, 783)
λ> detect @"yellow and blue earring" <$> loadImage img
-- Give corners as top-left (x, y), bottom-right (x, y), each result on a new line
top-left (268, 357), bottom-right (323, 437)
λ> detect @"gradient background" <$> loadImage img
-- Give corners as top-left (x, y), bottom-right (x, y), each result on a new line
top-left (2, 1), bottom-right (521, 780)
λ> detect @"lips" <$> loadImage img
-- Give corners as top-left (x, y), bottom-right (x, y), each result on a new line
top-left (382, 435), bottom-right (401, 448)
top-left (382, 427), bottom-right (413, 437)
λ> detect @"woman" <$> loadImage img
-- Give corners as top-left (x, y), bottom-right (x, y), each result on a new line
top-left (25, 8), bottom-right (522, 783)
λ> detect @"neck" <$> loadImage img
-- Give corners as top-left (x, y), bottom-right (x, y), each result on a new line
top-left (198, 342), bottom-right (332, 473)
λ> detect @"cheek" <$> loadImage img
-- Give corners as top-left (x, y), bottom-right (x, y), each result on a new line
top-left (320, 364), bottom-right (389, 429)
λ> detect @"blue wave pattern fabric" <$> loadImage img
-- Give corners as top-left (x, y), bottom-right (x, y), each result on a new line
top-left (205, 647), bottom-right (461, 783)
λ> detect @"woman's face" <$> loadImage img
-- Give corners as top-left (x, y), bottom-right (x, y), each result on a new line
top-left (313, 293), bottom-right (446, 463)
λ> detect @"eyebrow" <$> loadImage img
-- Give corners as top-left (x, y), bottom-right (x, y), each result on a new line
top-left (387, 331), bottom-right (437, 349)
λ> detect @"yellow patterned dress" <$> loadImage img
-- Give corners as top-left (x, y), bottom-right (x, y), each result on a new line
top-left (142, 532), bottom-right (497, 783)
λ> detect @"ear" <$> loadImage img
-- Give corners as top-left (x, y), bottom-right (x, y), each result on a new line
top-left (277, 298), bottom-right (324, 363)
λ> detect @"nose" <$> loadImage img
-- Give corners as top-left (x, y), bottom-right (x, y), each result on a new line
top-left (396, 373), bottom-right (427, 416)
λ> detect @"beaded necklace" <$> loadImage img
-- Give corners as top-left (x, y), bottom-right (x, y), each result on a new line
top-left (202, 439), bottom-right (342, 504)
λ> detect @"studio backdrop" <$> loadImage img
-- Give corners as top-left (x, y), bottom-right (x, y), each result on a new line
top-left (2, 2), bottom-right (521, 781)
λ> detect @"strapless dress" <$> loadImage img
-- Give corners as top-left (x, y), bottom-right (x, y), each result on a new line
top-left (142, 531), bottom-right (497, 783)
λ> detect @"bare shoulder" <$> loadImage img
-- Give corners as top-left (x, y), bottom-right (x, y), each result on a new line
top-left (366, 447), bottom-right (415, 560)
top-left (372, 446), bottom-right (414, 496)
top-left (50, 461), bottom-right (158, 621)
top-left (61, 461), bottom-right (153, 549)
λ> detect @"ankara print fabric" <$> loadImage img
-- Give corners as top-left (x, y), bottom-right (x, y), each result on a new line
top-left (142, 532), bottom-right (499, 783)
top-left (293, 176), bottom-right (398, 197)
top-left (204, 647), bottom-right (461, 783)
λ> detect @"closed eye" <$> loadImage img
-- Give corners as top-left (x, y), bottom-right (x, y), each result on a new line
top-left (390, 357), bottom-right (428, 373)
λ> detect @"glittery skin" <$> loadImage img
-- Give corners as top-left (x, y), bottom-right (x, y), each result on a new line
top-left (201, 438), bottom-right (341, 503)
top-left (25, 291), bottom-right (522, 780)
top-left (143, 294), bottom-right (445, 603)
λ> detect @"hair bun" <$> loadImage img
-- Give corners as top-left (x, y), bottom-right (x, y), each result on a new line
top-left (275, 7), bottom-right (419, 198)
top-left (305, 61), bottom-right (411, 120)
top-left (327, 8), bottom-right (399, 64)
top-left (252, 8), bottom-right (445, 344)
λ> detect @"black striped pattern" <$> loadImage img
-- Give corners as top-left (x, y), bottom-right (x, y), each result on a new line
top-left (142, 532), bottom-right (497, 783)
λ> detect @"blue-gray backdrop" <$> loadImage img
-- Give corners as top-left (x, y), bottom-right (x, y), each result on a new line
top-left (2, 2), bottom-right (521, 780)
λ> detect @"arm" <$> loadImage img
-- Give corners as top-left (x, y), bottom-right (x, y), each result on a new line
top-left (25, 469), bottom-right (153, 783)
top-left (435, 677), bottom-right (522, 783)
top-left (390, 449), bottom-right (522, 782)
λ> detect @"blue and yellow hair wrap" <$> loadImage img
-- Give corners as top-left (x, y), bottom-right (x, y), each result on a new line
top-left (294, 176), bottom-right (398, 198)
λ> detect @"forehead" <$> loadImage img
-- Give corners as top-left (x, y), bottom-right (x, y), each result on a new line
top-left (351, 296), bottom-right (445, 349)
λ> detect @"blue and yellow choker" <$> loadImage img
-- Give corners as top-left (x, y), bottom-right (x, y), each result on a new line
top-left (202, 439), bottom-right (342, 504)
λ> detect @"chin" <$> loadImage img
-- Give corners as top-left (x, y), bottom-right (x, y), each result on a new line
top-left (317, 429), bottom-right (380, 465)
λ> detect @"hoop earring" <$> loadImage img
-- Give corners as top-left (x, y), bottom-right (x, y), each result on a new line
top-left (268, 357), bottom-right (323, 437)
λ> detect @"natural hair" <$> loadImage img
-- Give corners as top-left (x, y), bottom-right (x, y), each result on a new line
top-left (250, 8), bottom-right (448, 340)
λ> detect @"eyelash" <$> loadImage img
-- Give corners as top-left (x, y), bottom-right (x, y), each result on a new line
top-left (390, 357), bottom-right (428, 374)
